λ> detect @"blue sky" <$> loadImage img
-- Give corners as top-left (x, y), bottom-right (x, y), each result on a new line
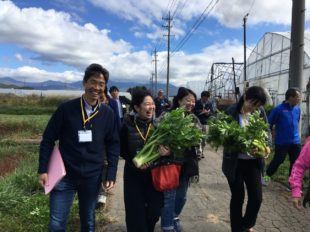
top-left (0, 0), bottom-right (310, 87)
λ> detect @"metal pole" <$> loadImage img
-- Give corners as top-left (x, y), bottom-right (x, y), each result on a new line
top-left (289, 0), bottom-right (305, 90)
top-left (154, 49), bottom-right (158, 94)
top-left (243, 13), bottom-right (249, 83)
top-left (232, 57), bottom-right (238, 102)
top-left (166, 11), bottom-right (171, 98)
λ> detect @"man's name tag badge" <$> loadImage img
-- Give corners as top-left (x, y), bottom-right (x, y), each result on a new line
top-left (78, 130), bottom-right (92, 142)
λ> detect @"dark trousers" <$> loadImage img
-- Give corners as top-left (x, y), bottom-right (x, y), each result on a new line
top-left (266, 144), bottom-right (301, 177)
top-left (228, 159), bottom-right (262, 232)
top-left (123, 162), bottom-right (163, 232)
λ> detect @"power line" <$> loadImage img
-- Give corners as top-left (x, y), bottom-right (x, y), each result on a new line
top-left (154, 0), bottom-right (181, 52)
top-left (248, 0), bottom-right (256, 15)
top-left (171, 0), bottom-right (184, 19)
top-left (172, 0), bottom-right (188, 19)
top-left (171, 0), bottom-right (219, 54)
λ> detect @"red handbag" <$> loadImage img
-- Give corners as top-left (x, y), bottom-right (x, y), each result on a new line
top-left (151, 163), bottom-right (182, 192)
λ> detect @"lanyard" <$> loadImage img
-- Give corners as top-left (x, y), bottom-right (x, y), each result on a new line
top-left (134, 120), bottom-right (152, 143)
top-left (80, 97), bottom-right (99, 129)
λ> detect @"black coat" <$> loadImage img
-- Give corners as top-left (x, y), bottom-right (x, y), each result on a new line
top-left (194, 99), bottom-right (214, 125)
top-left (120, 114), bottom-right (152, 165)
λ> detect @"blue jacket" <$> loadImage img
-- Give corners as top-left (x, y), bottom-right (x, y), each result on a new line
top-left (39, 97), bottom-right (120, 181)
top-left (268, 102), bottom-right (301, 145)
top-left (109, 97), bottom-right (122, 131)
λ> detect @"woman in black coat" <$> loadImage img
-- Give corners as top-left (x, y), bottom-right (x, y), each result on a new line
top-left (222, 86), bottom-right (271, 232)
top-left (120, 89), bottom-right (169, 232)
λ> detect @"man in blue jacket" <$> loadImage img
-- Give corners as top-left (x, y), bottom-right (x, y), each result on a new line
top-left (38, 63), bottom-right (120, 231)
top-left (264, 88), bottom-right (301, 189)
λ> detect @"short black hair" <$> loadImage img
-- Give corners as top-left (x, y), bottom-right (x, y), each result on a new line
top-left (83, 63), bottom-right (109, 83)
top-left (131, 89), bottom-right (152, 112)
top-left (171, 87), bottom-right (196, 110)
top-left (237, 86), bottom-right (267, 112)
top-left (201, 91), bottom-right (210, 98)
top-left (109, 86), bottom-right (119, 93)
top-left (285, 88), bottom-right (300, 100)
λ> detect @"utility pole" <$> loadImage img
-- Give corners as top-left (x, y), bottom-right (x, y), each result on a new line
top-left (163, 11), bottom-right (172, 98)
top-left (150, 73), bottom-right (154, 96)
top-left (243, 13), bottom-right (249, 84)
top-left (232, 57), bottom-right (238, 102)
top-left (152, 48), bottom-right (158, 95)
top-left (289, 0), bottom-right (305, 90)
top-left (211, 64), bottom-right (214, 94)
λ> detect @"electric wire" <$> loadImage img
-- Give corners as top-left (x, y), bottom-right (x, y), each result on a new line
top-left (171, 0), bottom-right (219, 54)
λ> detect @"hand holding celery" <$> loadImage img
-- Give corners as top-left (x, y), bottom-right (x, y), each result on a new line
top-left (133, 108), bottom-right (205, 168)
top-left (206, 110), bottom-right (270, 157)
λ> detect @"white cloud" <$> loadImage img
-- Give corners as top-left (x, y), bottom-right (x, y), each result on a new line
top-left (90, 0), bottom-right (310, 34)
top-left (89, 0), bottom-right (166, 27)
top-left (0, 66), bottom-right (82, 83)
top-left (0, 1), bottom-right (157, 83)
top-left (0, 1), bottom-right (133, 75)
top-left (154, 39), bottom-right (244, 86)
top-left (212, 0), bottom-right (310, 28)
top-left (0, 38), bottom-right (244, 87)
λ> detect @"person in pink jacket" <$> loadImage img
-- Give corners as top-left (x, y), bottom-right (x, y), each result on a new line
top-left (289, 137), bottom-right (310, 209)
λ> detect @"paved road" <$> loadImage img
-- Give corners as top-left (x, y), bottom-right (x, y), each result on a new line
top-left (100, 145), bottom-right (310, 232)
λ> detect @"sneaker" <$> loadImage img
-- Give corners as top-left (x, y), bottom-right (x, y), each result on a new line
top-left (173, 218), bottom-right (183, 232)
top-left (96, 194), bottom-right (107, 209)
top-left (262, 175), bottom-right (271, 186)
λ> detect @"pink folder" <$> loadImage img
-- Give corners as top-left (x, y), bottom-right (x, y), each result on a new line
top-left (44, 145), bottom-right (66, 194)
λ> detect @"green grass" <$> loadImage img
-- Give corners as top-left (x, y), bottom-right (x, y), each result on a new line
top-left (0, 145), bottom-right (80, 232)
top-left (0, 94), bottom-right (72, 115)
top-left (265, 151), bottom-right (310, 188)
top-left (0, 114), bottom-right (50, 141)
top-left (0, 105), bottom-right (56, 115)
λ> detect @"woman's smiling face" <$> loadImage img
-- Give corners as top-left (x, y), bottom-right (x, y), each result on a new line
top-left (134, 96), bottom-right (155, 120)
top-left (178, 94), bottom-right (196, 112)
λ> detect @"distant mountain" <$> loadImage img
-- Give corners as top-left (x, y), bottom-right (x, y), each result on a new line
top-left (0, 77), bottom-right (178, 96)
top-left (0, 82), bottom-right (33, 89)
top-left (0, 77), bottom-right (80, 90)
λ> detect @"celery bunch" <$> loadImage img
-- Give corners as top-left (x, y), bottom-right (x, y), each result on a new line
top-left (133, 108), bottom-right (205, 168)
top-left (207, 110), bottom-right (269, 157)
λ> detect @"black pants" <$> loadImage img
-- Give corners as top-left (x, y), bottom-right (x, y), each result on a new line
top-left (123, 162), bottom-right (163, 232)
top-left (266, 144), bottom-right (301, 177)
top-left (228, 159), bottom-right (262, 232)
